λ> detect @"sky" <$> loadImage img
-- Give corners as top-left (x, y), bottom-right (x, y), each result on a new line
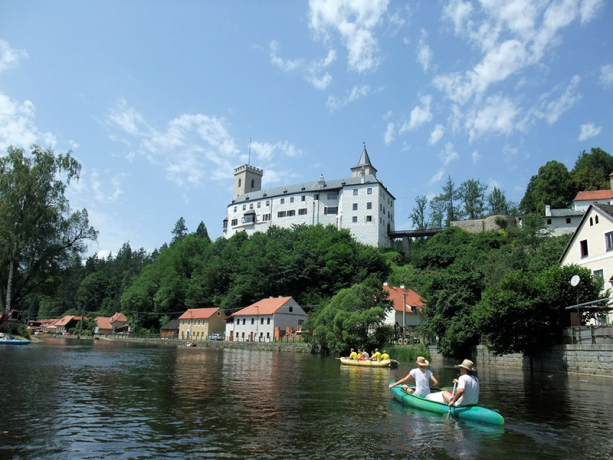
top-left (0, 0), bottom-right (611, 258)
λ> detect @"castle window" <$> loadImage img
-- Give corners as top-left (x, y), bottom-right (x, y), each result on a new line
top-left (242, 205), bottom-right (246, 210)
top-left (290, 197), bottom-right (294, 203)
top-left (287, 210), bottom-right (296, 217)
top-left (249, 203), bottom-right (253, 209)
top-left (238, 178), bottom-right (242, 187)
top-left (251, 179), bottom-right (255, 188)
top-left (353, 203), bottom-right (358, 211)
top-left (234, 206), bottom-right (237, 212)
top-left (324, 207), bottom-right (338, 215)
top-left (301, 195), bottom-right (306, 202)
top-left (298, 208), bottom-right (307, 215)
top-left (367, 202), bottom-right (372, 210)
top-left (257, 202), bottom-right (261, 208)
top-left (280, 198), bottom-right (285, 204)
top-left (266, 201), bottom-right (270, 206)
top-left (352, 216), bottom-right (358, 223)
top-left (353, 189), bottom-right (358, 196)
top-left (366, 216), bottom-right (372, 222)
top-left (262, 214), bottom-right (271, 221)
top-left (367, 188), bottom-right (372, 195)
top-left (327, 192), bottom-right (338, 200)
top-left (278, 211), bottom-right (287, 218)
top-left (231, 219), bottom-right (238, 226)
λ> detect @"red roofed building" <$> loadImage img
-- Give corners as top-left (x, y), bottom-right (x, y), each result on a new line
top-left (95, 317), bottom-right (113, 335)
top-left (54, 316), bottom-right (84, 334)
top-left (110, 312), bottom-right (129, 332)
top-left (225, 296), bottom-right (307, 342)
top-left (382, 283), bottom-right (426, 337)
top-left (178, 308), bottom-right (227, 341)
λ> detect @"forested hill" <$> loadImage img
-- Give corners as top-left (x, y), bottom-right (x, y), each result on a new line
top-left (24, 224), bottom-right (390, 330)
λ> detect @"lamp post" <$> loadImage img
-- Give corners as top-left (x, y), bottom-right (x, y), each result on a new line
top-left (401, 285), bottom-right (406, 343)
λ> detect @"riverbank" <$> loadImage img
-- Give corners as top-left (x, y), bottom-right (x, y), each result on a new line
top-left (428, 344), bottom-right (613, 378)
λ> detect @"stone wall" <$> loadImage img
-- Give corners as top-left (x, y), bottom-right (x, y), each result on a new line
top-left (427, 344), bottom-right (613, 378)
top-left (450, 215), bottom-right (516, 233)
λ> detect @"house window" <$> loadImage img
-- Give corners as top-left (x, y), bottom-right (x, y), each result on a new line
top-left (606, 232), bottom-right (613, 251)
top-left (580, 240), bottom-right (589, 258)
top-left (267, 318), bottom-right (270, 325)
top-left (289, 306), bottom-right (293, 312)
top-left (566, 218), bottom-right (571, 224)
top-left (314, 194), bottom-right (318, 200)
top-left (267, 332), bottom-right (270, 338)
top-left (353, 203), bottom-right (358, 211)
top-left (596, 215), bottom-right (599, 224)
top-left (231, 219), bottom-right (238, 226)
top-left (301, 195), bottom-right (306, 202)
top-left (367, 188), bottom-right (372, 195)
top-left (546, 218), bottom-right (552, 225)
top-left (260, 318), bottom-right (264, 325)
top-left (367, 202), bottom-right (372, 210)
top-left (366, 215), bottom-right (372, 222)
top-left (280, 198), bottom-right (285, 204)
top-left (353, 189), bottom-right (358, 196)
top-left (324, 207), bottom-right (338, 215)
top-left (287, 210), bottom-right (296, 217)
top-left (298, 208), bottom-right (307, 215)
top-left (242, 318), bottom-right (246, 325)
top-left (278, 211), bottom-right (287, 218)
top-left (242, 332), bottom-right (245, 338)
top-left (251, 318), bottom-right (254, 325)
top-left (593, 269), bottom-right (604, 279)
top-left (298, 320), bottom-right (304, 326)
top-left (590, 217), bottom-right (593, 226)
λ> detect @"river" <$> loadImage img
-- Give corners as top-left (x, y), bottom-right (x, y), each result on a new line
top-left (1, 338), bottom-right (611, 459)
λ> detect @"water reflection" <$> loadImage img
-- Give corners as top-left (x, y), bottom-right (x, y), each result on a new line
top-left (1, 340), bottom-right (613, 459)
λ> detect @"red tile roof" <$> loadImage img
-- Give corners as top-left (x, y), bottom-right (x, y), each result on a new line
top-left (179, 308), bottom-right (221, 320)
top-left (110, 313), bottom-right (127, 323)
top-left (54, 316), bottom-right (83, 326)
top-left (232, 297), bottom-right (294, 316)
top-left (96, 317), bottom-right (112, 330)
top-left (383, 285), bottom-right (425, 313)
top-left (574, 190), bottom-right (611, 201)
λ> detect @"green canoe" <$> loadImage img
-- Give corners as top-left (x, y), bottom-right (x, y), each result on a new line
top-left (389, 381), bottom-right (504, 426)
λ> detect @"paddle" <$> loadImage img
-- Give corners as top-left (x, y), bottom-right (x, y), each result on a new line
top-left (443, 381), bottom-right (457, 420)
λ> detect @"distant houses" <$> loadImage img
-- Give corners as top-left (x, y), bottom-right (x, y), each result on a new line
top-left (383, 283), bottom-right (426, 342)
top-left (178, 308), bottom-right (227, 341)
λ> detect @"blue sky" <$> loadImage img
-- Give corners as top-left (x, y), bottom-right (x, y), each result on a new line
top-left (1, 0), bottom-right (611, 257)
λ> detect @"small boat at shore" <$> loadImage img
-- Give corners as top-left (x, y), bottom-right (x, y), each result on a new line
top-left (340, 357), bottom-right (398, 368)
top-left (389, 382), bottom-right (504, 426)
top-left (0, 335), bottom-right (31, 345)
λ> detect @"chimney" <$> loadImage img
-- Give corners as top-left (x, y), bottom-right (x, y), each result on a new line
top-left (400, 285), bottom-right (405, 289)
top-left (383, 282), bottom-right (388, 286)
top-left (545, 205), bottom-right (551, 217)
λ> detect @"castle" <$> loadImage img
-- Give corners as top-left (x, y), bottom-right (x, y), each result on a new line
top-left (223, 147), bottom-right (395, 248)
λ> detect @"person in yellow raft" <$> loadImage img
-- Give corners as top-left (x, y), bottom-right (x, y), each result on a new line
top-left (348, 348), bottom-right (358, 360)
top-left (380, 350), bottom-right (390, 360)
top-left (370, 348), bottom-right (382, 362)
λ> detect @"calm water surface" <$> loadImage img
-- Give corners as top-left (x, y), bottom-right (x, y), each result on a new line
top-left (0, 338), bottom-right (612, 459)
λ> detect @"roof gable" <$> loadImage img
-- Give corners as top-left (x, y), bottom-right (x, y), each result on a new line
top-left (559, 203), bottom-right (613, 263)
top-left (232, 297), bottom-right (295, 316)
top-left (179, 308), bottom-right (222, 320)
top-left (383, 285), bottom-right (425, 312)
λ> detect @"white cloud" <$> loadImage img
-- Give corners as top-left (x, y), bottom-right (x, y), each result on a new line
top-left (251, 140), bottom-right (302, 162)
top-left (465, 94), bottom-right (519, 142)
top-left (383, 122), bottom-right (395, 145)
top-left (269, 41), bottom-right (336, 90)
top-left (400, 94), bottom-right (432, 133)
top-left (600, 64), bottom-right (613, 87)
top-left (308, 0), bottom-right (389, 73)
top-left (472, 150), bottom-right (481, 163)
top-left (533, 75), bottom-right (581, 125)
top-left (416, 29), bottom-right (433, 72)
top-left (0, 40), bottom-right (28, 74)
top-left (0, 92), bottom-right (55, 151)
top-left (439, 142), bottom-right (459, 165)
top-left (578, 122), bottom-right (601, 141)
top-left (429, 124), bottom-right (444, 145)
top-left (90, 170), bottom-right (124, 203)
top-left (428, 168), bottom-right (446, 185)
top-left (442, 0), bottom-right (473, 36)
top-left (579, 0), bottom-right (603, 24)
top-left (107, 100), bottom-right (240, 186)
top-left (326, 84), bottom-right (370, 112)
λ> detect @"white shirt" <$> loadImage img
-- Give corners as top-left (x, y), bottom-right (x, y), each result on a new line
top-left (455, 374), bottom-right (479, 406)
top-left (410, 368), bottom-right (432, 397)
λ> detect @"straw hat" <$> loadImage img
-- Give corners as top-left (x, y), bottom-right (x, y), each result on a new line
top-left (415, 356), bottom-right (430, 367)
top-left (456, 359), bottom-right (476, 372)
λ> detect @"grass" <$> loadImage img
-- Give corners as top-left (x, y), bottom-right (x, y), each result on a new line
top-left (385, 344), bottom-right (431, 364)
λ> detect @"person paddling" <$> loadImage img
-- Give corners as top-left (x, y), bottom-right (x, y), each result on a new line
top-left (348, 348), bottom-right (358, 360)
top-left (370, 348), bottom-right (381, 362)
top-left (389, 356), bottom-right (439, 397)
top-left (443, 359), bottom-right (479, 407)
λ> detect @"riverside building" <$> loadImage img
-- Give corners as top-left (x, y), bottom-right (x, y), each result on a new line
top-left (223, 147), bottom-right (395, 248)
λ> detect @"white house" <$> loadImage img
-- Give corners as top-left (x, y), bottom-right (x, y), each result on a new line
top-left (544, 205), bottom-right (584, 236)
top-left (225, 296), bottom-right (308, 342)
top-left (382, 283), bottom-right (426, 336)
top-left (223, 147), bottom-right (396, 248)
top-left (560, 203), bottom-right (613, 324)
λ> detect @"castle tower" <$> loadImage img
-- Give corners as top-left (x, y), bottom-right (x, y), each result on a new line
top-left (233, 164), bottom-right (263, 199)
top-left (351, 146), bottom-right (377, 179)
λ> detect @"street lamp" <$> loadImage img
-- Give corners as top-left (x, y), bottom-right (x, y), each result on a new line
top-left (401, 285), bottom-right (406, 343)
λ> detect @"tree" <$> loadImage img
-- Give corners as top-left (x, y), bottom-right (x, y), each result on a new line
top-left (305, 276), bottom-right (391, 354)
top-left (195, 221), bottom-right (211, 243)
top-left (487, 187), bottom-right (512, 215)
top-left (409, 196), bottom-right (429, 230)
top-left (0, 145), bottom-right (97, 314)
top-left (459, 179), bottom-right (487, 219)
top-left (171, 217), bottom-right (188, 245)
top-left (519, 161), bottom-right (574, 214)
top-left (433, 176), bottom-right (463, 226)
top-left (572, 147), bottom-right (613, 183)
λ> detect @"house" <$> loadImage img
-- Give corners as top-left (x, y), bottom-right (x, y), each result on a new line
top-left (160, 319), bottom-right (180, 339)
top-left (95, 317), bottom-right (113, 335)
top-left (544, 205), bottom-right (583, 236)
top-left (223, 147), bottom-right (396, 248)
top-left (178, 308), bottom-right (227, 341)
top-left (54, 316), bottom-right (83, 334)
top-left (110, 312), bottom-right (129, 333)
top-left (225, 296), bottom-right (308, 342)
top-left (382, 283), bottom-right (426, 338)
top-left (560, 203), bottom-right (613, 323)
top-left (40, 319), bottom-right (59, 334)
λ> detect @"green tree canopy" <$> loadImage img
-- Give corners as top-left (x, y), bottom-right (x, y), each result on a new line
top-left (459, 179), bottom-right (488, 220)
top-left (519, 160), bottom-right (575, 214)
